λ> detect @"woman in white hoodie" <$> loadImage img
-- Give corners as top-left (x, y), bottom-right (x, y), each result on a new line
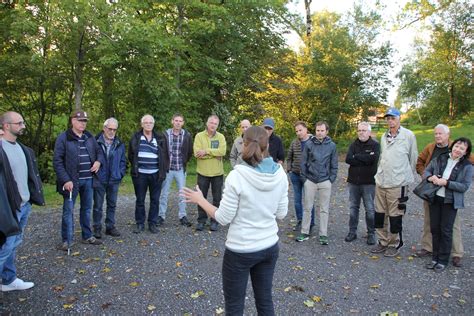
top-left (182, 126), bottom-right (288, 315)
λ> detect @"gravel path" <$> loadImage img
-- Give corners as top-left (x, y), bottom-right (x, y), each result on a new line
top-left (2, 163), bottom-right (473, 315)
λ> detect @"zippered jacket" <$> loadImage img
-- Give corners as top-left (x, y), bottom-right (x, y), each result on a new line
top-left (301, 136), bottom-right (338, 184)
top-left (345, 137), bottom-right (380, 185)
top-left (96, 133), bottom-right (126, 184)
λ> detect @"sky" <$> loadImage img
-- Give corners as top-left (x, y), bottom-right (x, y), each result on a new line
top-left (285, 0), bottom-right (420, 107)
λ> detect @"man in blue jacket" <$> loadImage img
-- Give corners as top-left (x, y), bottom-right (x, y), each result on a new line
top-left (53, 110), bottom-right (104, 250)
top-left (296, 121), bottom-right (338, 245)
top-left (0, 111), bottom-right (45, 292)
top-left (92, 118), bottom-right (126, 238)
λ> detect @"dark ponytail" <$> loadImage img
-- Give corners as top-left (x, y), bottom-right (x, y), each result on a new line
top-left (242, 126), bottom-right (269, 167)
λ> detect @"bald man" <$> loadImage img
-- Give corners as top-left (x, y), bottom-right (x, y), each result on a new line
top-left (229, 119), bottom-right (251, 168)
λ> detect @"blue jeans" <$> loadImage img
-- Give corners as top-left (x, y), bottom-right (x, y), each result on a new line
top-left (0, 203), bottom-right (32, 285)
top-left (289, 172), bottom-right (314, 225)
top-left (222, 243), bottom-right (279, 316)
top-left (93, 182), bottom-right (120, 230)
top-left (132, 172), bottom-right (162, 225)
top-left (62, 178), bottom-right (93, 241)
top-left (348, 183), bottom-right (375, 235)
top-left (159, 169), bottom-right (187, 219)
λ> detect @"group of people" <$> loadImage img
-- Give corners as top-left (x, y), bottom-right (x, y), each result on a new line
top-left (0, 108), bottom-right (472, 315)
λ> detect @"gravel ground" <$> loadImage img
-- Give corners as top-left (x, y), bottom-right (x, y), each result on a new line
top-left (1, 163), bottom-right (473, 315)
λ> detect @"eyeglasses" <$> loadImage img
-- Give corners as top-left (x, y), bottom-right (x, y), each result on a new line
top-left (106, 127), bottom-right (117, 132)
top-left (8, 121), bottom-right (25, 126)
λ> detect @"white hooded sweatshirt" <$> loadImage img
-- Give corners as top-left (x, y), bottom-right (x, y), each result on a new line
top-left (215, 159), bottom-right (289, 253)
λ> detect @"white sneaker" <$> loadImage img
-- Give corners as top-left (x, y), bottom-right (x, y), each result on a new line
top-left (1, 278), bottom-right (34, 292)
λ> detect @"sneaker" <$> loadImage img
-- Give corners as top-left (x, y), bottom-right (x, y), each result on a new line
top-left (415, 249), bottom-right (432, 257)
top-left (371, 243), bottom-right (387, 253)
top-left (105, 227), bottom-right (121, 237)
top-left (149, 223), bottom-right (159, 234)
top-left (367, 234), bottom-right (377, 245)
top-left (452, 256), bottom-right (462, 268)
top-left (293, 220), bottom-right (302, 232)
top-left (384, 247), bottom-right (399, 257)
top-left (56, 241), bottom-right (73, 251)
top-left (133, 224), bottom-right (145, 234)
top-left (180, 216), bottom-right (192, 227)
top-left (93, 227), bottom-right (102, 239)
top-left (81, 237), bottom-right (103, 245)
top-left (319, 236), bottom-right (329, 245)
top-left (434, 263), bottom-right (446, 272)
top-left (157, 216), bottom-right (165, 226)
top-left (196, 222), bottom-right (205, 231)
top-left (210, 221), bottom-right (218, 231)
top-left (344, 233), bottom-right (357, 242)
top-left (296, 233), bottom-right (310, 242)
top-left (425, 260), bottom-right (438, 269)
top-left (1, 278), bottom-right (34, 292)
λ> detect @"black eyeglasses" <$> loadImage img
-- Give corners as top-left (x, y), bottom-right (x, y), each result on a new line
top-left (8, 121), bottom-right (25, 126)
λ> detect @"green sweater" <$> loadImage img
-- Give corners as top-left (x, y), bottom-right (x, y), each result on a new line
top-left (194, 130), bottom-right (226, 176)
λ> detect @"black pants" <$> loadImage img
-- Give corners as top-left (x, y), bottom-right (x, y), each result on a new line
top-left (429, 196), bottom-right (457, 265)
top-left (197, 174), bottom-right (223, 224)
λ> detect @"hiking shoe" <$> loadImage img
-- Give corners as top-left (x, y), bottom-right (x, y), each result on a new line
top-left (371, 244), bottom-right (387, 253)
top-left (93, 227), bottom-right (102, 239)
top-left (196, 222), bottom-right (205, 231)
top-left (452, 256), bottom-right (462, 267)
top-left (425, 260), bottom-right (438, 269)
top-left (293, 220), bottom-right (302, 232)
top-left (133, 224), bottom-right (145, 234)
top-left (180, 216), bottom-right (192, 227)
top-left (296, 233), bottom-right (310, 242)
top-left (105, 227), bottom-right (121, 237)
top-left (319, 236), bottom-right (329, 245)
top-left (384, 247), bottom-right (399, 257)
top-left (434, 263), bottom-right (446, 273)
top-left (345, 233), bottom-right (357, 242)
top-left (367, 234), bottom-right (377, 245)
top-left (415, 249), bottom-right (432, 257)
top-left (81, 237), bottom-right (103, 245)
top-left (56, 242), bottom-right (72, 252)
top-left (149, 223), bottom-right (159, 234)
top-left (157, 216), bottom-right (165, 226)
top-left (210, 221), bottom-right (218, 231)
top-left (1, 278), bottom-right (34, 292)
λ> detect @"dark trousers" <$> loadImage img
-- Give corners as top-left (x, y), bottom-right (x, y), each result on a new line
top-left (93, 181), bottom-right (120, 230)
top-left (348, 183), bottom-right (375, 235)
top-left (132, 172), bottom-right (162, 225)
top-left (222, 243), bottom-right (279, 316)
top-left (429, 196), bottom-right (457, 265)
top-left (197, 174), bottom-right (223, 224)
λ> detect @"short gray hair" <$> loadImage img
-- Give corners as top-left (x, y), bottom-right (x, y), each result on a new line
top-left (434, 124), bottom-right (449, 134)
top-left (103, 117), bottom-right (119, 128)
top-left (358, 121), bottom-right (371, 132)
top-left (141, 114), bottom-right (155, 124)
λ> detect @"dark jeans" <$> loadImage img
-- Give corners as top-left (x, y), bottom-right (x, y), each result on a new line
top-left (93, 182), bottom-right (120, 230)
top-left (429, 196), bottom-right (457, 265)
top-left (289, 172), bottom-right (314, 225)
top-left (197, 174), bottom-right (223, 224)
top-left (61, 178), bottom-right (93, 241)
top-left (132, 172), bottom-right (162, 225)
top-left (222, 243), bottom-right (279, 316)
top-left (348, 183), bottom-right (375, 235)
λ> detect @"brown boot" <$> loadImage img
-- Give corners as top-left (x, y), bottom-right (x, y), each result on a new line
top-left (452, 256), bottom-right (462, 267)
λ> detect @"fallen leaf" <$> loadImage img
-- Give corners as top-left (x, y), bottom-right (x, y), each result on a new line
top-left (71, 279), bottom-right (77, 284)
top-left (342, 286), bottom-right (351, 290)
top-left (71, 251), bottom-right (80, 257)
top-left (284, 285), bottom-right (304, 292)
top-left (407, 256), bottom-right (414, 261)
top-left (395, 256), bottom-right (402, 260)
top-left (326, 256), bottom-right (336, 260)
top-left (177, 273), bottom-right (184, 279)
top-left (63, 304), bottom-right (74, 309)
top-left (102, 302), bottom-right (112, 309)
top-left (303, 300), bottom-right (314, 308)
top-left (66, 296), bottom-right (77, 304)
top-left (458, 298), bottom-right (466, 305)
top-left (411, 294), bottom-right (422, 299)
top-left (102, 267), bottom-right (111, 273)
top-left (350, 309), bottom-right (359, 313)
top-left (442, 291), bottom-right (451, 298)
top-left (352, 261), bottom-right (360, 265)
top-left (126, 268), bottom-right (133, 273)
top-left (369, 255), bottom-right (379, 260)
top-left (317, 278), bottom-right (325, 283)
top-left (431, 304), bottom-right (438, 311)
top-left (191, 290), bottom-right (204, 299)
top-left (370, 284), bottom-right (380, 289)
top-left (129, 281), bottom-right (140, 287)
top-left (89, 284), bottom-right (97, 289)
top-left (287, 233), bottom-right (295, 238)
top-left (380, 312), bottom-right (398, 316)
top-left (77, 269), bottom-right (86, 274)
top-left (116, 239), bottom-right (124, 243)
top-left (293, 265), bottom-right (304, 271)
top-left (212, 250), bottom-right (220, 257)
top-left (287, 257), bottom-right (296, 261)
top-left (215, 307), bottom-right (225, 314)
top-left (312, 296), bottom-right (322, 302)
top-left (147, 305), bottom-right (156, 311)
top-left (53, 285), bottom-right (65, 292)
top-left (81, 258), bottom-right (92, 263)
top-left (18, 297), bottom-right (27, 302)
top-left (176, 262), bottom-right (183, 267)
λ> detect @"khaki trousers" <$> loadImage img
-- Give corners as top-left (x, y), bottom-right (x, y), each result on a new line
top-left (302, 180), bottom-right (331, 236)
top-left (420, 201), bottom-right (464, 257)
top-left (375, 186), bottom-right (405, 248)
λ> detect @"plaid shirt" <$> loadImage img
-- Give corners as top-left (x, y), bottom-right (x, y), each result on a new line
top-left (168, 129), bottom-right (184, 171)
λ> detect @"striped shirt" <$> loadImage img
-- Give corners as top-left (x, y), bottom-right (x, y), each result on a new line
top-left (138, 135), bottom-right (159, 174)
top-left (78, 136), bottom-right (93, 180)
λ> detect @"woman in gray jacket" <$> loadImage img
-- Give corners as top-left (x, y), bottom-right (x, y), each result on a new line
top-left (423, 137), bottom-right (472, 272)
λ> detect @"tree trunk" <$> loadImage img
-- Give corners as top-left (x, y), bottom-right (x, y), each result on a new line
top-left (448, 84), bottom-right (455, 119)
top-left (74, 29), bottom-right (86, 110)
top-left (304, 0), bottom-right (312, 48)
top-left (102, 66), bottom-right (115, 118)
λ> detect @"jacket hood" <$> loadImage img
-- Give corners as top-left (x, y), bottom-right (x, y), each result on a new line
top-left (311, 135), bottom-right (332, 145)
top-left (234, 160), bottom-right (285, 192)
top-left (66, 129), bottom-right (93, 141)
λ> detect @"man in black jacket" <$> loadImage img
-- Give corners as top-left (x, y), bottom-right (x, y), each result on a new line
top-left (0, 111), bottom-right (45, 292)
top-left (262, 118), bottom-right (284, 164)
top-left (344, 122), bottom-right (380, 245)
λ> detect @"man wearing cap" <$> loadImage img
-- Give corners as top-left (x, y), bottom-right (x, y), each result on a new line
top-left (92, 117), bottom-right (126, 238)
top-left (129, 114), bottom-right (169, 234)
top-left (53, 110), bottom-right (104, 250)
top-left (229, 119), bottom-right (251, 168)
top-left (193, 114), bottom-right (226, 231)
top-left (372, 108), bottom-right (417, 257)
top-left (0, 111), bottom-right (44, 292)
top-left (263, 118), bottom-right (284, 164)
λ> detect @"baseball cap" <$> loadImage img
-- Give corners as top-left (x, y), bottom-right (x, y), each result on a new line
top-left (70, 110), bottom-right (89, 121)
top-left (262, 118), bottom-right (275, 130)
top-left (384, 107), bottom-right (401, 117)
